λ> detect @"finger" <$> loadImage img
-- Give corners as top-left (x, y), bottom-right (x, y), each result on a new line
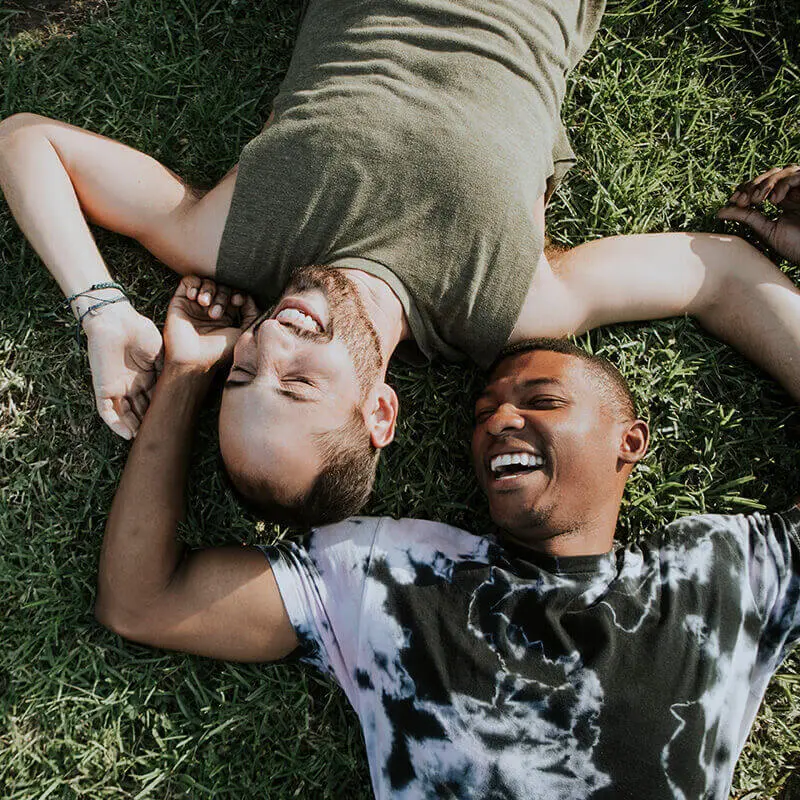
top-left (197, 279), bottom-right (217, 308)
top-left (716, 205), bottom-right (778, 242)
top-left (786, 185), bottom-right (800, 203)
top-left (97, 397), bottom-right (133, 440)
top-left (779, 198), bottom-right (800, 216)
top-left (115, 397), bottom-right (142, 439)
top-left (130, 365), bottom-right (159, 410)
top-left (209, 284), bottom-right (232, 319)
top-left (769, 168), bottom-right (800, 204)
top-left (181, 275), bottom-right (203, 301)
top-left (129, 390), bottom-right (150, 421)
top-left (239, 296), bottom-right (260, 329)
top-left (154, 344), bottom-right (165, 375)
top-left (752, 166), bottom-right (800, 204)
top-left (732, 167), bottom-right (782, 206)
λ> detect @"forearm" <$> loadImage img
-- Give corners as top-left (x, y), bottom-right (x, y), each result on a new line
top-left (0, 115), bottom-right (113, 302)
top-left (552, 232), bottom-right (800, 401)
top-left (693, 238), bottom-right (800, 402)
top-left (95, 363), bottom-right (213, 627)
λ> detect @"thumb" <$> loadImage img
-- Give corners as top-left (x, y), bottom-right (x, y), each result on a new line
top-left (239, 296), bottom-right (260, 329)
top-left (716, 205), bottom-right (777, 243)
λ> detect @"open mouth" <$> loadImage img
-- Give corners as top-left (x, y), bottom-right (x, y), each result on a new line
top-left (275, 306), bottom-right (322, 334)
top-left (272, 297), bottom-right (326, 334)
top-left (489, 451), bottom-right (545, 480)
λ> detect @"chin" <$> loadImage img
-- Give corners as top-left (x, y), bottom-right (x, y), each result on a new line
top-left (489, 499), bottom-right (531, 532)
top-left (489, 496), bottom-right (552, 537)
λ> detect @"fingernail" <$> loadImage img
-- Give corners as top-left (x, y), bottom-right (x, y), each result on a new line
top-left (211, 304), bottom-right (223, 318)
top-left (199, 292), bottom-right (210, 304)
top-left (188, 288), bottom-right (197, 299)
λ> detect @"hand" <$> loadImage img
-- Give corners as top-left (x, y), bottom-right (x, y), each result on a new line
top-left (82, 302), bottom-right (164, 440)
top-left (164, 276), bottom-right (258, 372)
top-left (717, 165), bottom-right (800, 264)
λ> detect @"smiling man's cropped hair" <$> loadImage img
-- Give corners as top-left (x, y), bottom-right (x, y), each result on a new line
top-left (489, 338), bottom-right (638, 422)
top-left (225, 407), bottom-right (379, 528)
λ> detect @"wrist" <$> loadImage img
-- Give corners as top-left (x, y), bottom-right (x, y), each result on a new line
top-left (79, 295), bottom-right (135, 335)
top-left (66, 282), bottom-right (128, 323)
top-left (160, 360), bottom-right (217, 385)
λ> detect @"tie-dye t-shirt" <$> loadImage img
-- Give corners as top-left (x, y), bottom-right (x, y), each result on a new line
top-left (263, 510), bottom-right (800, 800)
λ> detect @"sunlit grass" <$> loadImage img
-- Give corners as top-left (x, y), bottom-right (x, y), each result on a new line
top-left (1, 0), bottom-right (798, 797)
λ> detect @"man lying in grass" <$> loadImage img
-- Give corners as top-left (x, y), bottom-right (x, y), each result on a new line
top-left (1, 0), bottom-right (800, 527)
top-left (95, 280), bottom-right (800, 799)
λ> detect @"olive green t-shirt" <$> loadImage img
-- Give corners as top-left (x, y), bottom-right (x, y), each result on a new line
top-left (217, 0), bottom-right (604, 367)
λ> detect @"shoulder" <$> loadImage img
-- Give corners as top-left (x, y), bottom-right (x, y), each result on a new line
top-left (307, 516), bottom-right (491, 576)
top-left (659, 507), bottom-right (800, 546)
top-left (651, 507), bottom-right (800, 578)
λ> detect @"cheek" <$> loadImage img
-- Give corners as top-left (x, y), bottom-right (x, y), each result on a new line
top-left (470, 429), bottom-right (489, 474)
top-left (470, 429), bottom-right (481, 458)
top-left (313, 349), bottom-right (362, 401)
top-left (218, 399), bottom-right (246, 461)
top-left (219, 392), bottom-right (263, 450)
top-left (555, 429), bottom-right (619, 483)
top-left (233, 328), bottom-right (256, 359)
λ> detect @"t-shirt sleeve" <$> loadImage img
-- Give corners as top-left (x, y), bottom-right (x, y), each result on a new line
top-left (742, 506), bottom-right (800, 657)
top-left (260, 517), bottom-right (381, 705)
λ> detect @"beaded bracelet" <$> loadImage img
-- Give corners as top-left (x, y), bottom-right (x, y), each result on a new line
top-left (64, 282), bottom-right (130, 342)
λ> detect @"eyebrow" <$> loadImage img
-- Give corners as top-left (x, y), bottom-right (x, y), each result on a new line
top-left (477, 376), bottom-right (563, 401)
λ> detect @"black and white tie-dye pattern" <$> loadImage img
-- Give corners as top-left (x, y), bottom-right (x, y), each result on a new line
top-left (263, 508), bottom-right (800, 799)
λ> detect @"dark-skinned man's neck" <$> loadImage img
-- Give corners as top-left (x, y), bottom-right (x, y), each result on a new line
top-left (501, 508), bottom-right (620, 559)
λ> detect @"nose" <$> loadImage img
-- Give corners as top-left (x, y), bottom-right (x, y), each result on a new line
top-left (486, 403), bottom-right (525, 436)
top-left (254, 319), bottom-right (297, 368)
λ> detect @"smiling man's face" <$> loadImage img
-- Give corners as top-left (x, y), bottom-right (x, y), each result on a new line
top-left (219, 267), bottom-right (390, 519)
top-left (471, 348), bottom-right (646, 552)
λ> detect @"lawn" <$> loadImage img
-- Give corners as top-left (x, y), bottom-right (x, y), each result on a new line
top-left (0, 0), bottom-right (799, 797)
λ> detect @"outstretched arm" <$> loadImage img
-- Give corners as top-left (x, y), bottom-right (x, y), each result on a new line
top-left (0, 113), bottom-right (237, 437)
top-left (95, 278), bottom-right (296, 661)
top-left (516, 232), bottom-right (800, 401)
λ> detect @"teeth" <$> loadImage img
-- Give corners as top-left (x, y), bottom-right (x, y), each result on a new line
top-left (276, 307), bottom-right (321, 333)
top-left (490, 452), bottom-right (544, 474)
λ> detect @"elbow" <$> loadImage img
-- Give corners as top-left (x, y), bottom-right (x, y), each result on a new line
top-left (93, 594), bottom-right (127, 637)
top-left (0, 112), bottom-right (46, 143)
top-left (0, 114), bottom-right (49, 177)
top-left (690, 235), bottom-right (756, 320)
top-left (94, 592), bottom-right (146, 642)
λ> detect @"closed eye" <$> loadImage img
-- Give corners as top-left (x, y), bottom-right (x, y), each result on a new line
top-left (279, 377), bottom-right (320, 399)
top-left (226, 364), bottom-right (257, 386)
top-left (474, 407), bottom-right (495, 423)
top-left (522, 396), bottom-right (564, 410)
top-left (289, 376), bottom-right (315, 388)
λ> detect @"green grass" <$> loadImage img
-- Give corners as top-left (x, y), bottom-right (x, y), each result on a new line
top-left (1, 0), bottom-right (799, 797)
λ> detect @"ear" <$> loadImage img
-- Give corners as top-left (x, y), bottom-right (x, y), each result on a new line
top-left (618, 419), bottom-right (649, 465)
top-left (364, 383), bottom-right (399, 450)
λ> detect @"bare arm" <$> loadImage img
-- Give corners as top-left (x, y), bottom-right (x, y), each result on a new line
top-left (514, 232), bottom-right (800, 402)
top-left (0, 113), bottom-right (234, 284)
top-left (95, 280), bottom-right (296, 661)
top-left (0, 113), bottom-right (237, 437)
